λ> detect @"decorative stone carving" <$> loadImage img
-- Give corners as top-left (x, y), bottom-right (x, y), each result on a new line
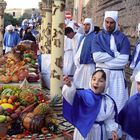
top-left (0, 1), bottom-right (6, 55)
top-left (50, 0), bottom-right (65, 98)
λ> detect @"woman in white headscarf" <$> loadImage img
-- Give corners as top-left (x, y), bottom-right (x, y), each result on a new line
top-left (129, 23), bottom-right (140, 96)
top-left (73, 18), bottom-right (96, 89)
top-left (92, 11), bottom-right (131, 112)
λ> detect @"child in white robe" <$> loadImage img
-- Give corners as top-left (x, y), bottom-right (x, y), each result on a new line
top-left (62, 70), bottom-right (118, 140)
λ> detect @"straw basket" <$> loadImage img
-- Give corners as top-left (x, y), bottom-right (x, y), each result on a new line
top-left (0, 123), bottom-right (9, 138)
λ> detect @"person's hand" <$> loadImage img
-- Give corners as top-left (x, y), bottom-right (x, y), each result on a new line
top-left (112, 131), bottom-right (118, 140)
top-left (63, 75), bottom-right (72, 87)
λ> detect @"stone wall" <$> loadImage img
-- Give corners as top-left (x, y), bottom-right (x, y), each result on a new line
top-left (82, 0), bottom-right (140, 93)
top-left (83, 0), bottom-right (140, 43)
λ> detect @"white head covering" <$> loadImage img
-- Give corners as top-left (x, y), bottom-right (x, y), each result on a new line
top-left (22, 19), bottom-right (28, 24)
top-left (89, 73), bottom-right (106, 95)
top-left (138, 23), bottom-right (140, 38)
top-left (83, 18), bottom-right (94, 34)
top-left (66, 20), bottom-right (77, 32)
top-left (6, 25), bottom-right (14, 31)
top-left (135, 71), bottom-right (140, 82)
top-left (103, 11), bottom-right (118, 32)
top-left (29, 24), bottom-right (33, 27)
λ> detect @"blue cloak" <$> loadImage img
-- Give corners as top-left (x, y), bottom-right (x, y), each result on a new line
top-left (130, 40), bottom-right (140, 68)
top-left (78, 32), bottom-right (96, 64)
top-left (118, 93), bottom-right (140, 139)
top-left (3, 32), bottom-right (21, 47)
top-left (91, 30), bottom-right (130, 57)
top-left (63, 89), bottom-right (103, 138)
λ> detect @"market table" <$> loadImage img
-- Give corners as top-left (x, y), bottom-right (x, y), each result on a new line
top-left (3, 112), bottom-right (74, 140)
top-left (0, 41), bottom-right (76, 139)
top-left (0, 84), bottom-right (74, 140)
top-left (0, 80), bottom-right (41, 87)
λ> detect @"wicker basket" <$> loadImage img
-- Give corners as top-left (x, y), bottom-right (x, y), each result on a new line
top-left (0, 123), bottom-right (9, 138)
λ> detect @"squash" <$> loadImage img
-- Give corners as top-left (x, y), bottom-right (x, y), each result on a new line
top-left (21, 113), bottom-right (45, 132)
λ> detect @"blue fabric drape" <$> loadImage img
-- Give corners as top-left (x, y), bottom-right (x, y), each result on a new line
top-left (91, 30), bottom-right (130, 56)
top-left (78, 32), bottom-right (96, 64)
top-left (3, 32), bottom-right (21, 47)
top-left (130, 40), bottom-right (140, 67)
top-left (63, 89), bottom-right (102, 138)
top-left (118, 93), bottom-right (140, 139)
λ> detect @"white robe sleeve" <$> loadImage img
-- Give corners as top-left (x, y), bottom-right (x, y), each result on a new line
top-left (104, 54), bottom-right (129, 69)
top-left (62, 83), bottom-right (76, 105)
top-left (104, 99), bottom-right (118, 138)
top-left (93, 52), bottom-right (113, 63)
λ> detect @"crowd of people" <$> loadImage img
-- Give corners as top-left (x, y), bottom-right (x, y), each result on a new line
top-left (62, 11), bottom-right (140, 140)
top-left (3, 18), bottom-right (39, 54)
top-left (2, 9), bottom-right (140, 140)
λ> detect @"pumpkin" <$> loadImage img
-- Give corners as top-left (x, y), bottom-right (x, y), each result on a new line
top-left (21, 113), bottom-right (45, 132)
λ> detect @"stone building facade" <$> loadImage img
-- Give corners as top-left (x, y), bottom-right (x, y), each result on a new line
top-left (82, 0), bottom-right (140, 44)
top-left (5, 8), bottom-right (39, 19)
top-left (80, 0), bottom-right (140, 92)
top-left (67, 0), bottom-right (140, 44)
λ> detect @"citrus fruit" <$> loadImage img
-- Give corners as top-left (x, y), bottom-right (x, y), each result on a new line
top-left (8, 98), bottom-right (13, 104)
top-left (2, 98), bottom-right (7, 103)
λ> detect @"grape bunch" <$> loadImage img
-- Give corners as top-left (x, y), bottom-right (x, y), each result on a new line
top-left (7, 120), bottom-right (24, 136)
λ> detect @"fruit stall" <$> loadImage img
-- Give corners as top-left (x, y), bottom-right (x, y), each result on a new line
top-left (0, 42), bottom-right (74, 139)
top-left (0, 41), bottom-right (39, 84)
top-left (0, 85), bottom-right (74, 139)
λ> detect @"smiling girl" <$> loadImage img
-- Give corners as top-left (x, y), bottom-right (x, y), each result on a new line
top-left (62, 70), bottom-right (118, 140)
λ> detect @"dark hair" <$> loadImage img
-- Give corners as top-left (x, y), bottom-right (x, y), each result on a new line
top-left (65, 27), bottom-right (74, 35)
top-left (25, 27), bottom-right (31, 34)
top-left (94, 26), bottom-right (100, 34)
top-left (92, 70), bottom-right (106, 80)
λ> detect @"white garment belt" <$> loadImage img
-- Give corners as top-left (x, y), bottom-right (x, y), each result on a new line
top-left (96, 67), bottom-right (123, 71)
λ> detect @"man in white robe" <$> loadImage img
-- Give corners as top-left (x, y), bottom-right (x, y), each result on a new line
top-left (92, 11), bottom-right (130, 112)
top-left (65, 26), bottom-right (83, 61)
top-left (92, 11), bottom-right (131, 138)
top-left (72, 18), bottom-right (96, 89)
top-left (3, 25), bottom-right (21, 53)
